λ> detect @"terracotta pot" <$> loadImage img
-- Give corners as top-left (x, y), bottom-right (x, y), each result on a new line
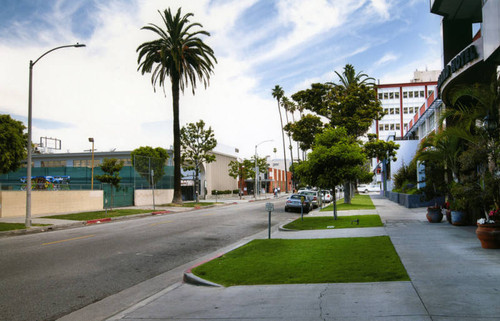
top-left (451, 210), bottom-right (467, 226)
top-left (476, 223), bottom-right (500, 249)
top-left (426, 207), bottom-right (443, 223)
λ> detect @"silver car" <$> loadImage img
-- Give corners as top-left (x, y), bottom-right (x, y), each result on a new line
top-left (285, 194), bottom-right (311, 213)
top-left (299, 190), bottom-right (319, 208)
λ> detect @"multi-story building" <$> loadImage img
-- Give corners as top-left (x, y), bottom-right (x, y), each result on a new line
top-left (373, 70), bottom-right (439, 142)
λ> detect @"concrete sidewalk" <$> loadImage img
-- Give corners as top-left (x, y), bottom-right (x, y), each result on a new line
top-left (64, 195), bottom-right (500, 321)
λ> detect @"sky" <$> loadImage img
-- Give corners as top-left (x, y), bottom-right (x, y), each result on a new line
top-left (0, 0), bottom-right (443, 160)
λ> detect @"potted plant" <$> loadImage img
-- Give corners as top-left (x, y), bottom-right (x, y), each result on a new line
top-left (449, 197), bottom-right (468, 226)
top-left (476, 208), bottom-right (500, 249)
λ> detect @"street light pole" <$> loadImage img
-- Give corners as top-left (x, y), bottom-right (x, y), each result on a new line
top-left (88, 138), bottom-right (95, 190)
top-left (26, 43), bottom-right (85, 228)
top-left (254, 140), bottom-right (273, 199)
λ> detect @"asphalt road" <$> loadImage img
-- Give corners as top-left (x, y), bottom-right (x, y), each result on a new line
top-left (0, 198), bottom-right (295, 321)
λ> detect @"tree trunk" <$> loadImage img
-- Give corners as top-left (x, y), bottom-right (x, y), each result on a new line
top-left (172, 79), bottom-right (183, 204)
top-left (278, 100), bottom-right (288, 192)
top-left (284, 109), bottom-right (294, 191)
top-left (343, 182), bottom-right (352, 204)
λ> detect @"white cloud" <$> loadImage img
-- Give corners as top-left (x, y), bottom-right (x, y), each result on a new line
top-left (374, 52), bottom-right (399, 67)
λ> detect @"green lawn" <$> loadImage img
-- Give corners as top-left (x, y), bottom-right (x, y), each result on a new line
top-left (42, 209), bottom-right (150, 221)
top-left (0, 223), bottom-right (50, 231)
top-left (321, 194), bottom-right (375, 211)
top-left (283, 215), bottom-right (383, 230)
top-left (192, 236), bottom-right (409, 286)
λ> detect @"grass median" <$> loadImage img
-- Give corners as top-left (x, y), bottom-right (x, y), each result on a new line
top-left (42, 209), bottom-right (151, 221)
top-left (321, 194), bottom-right (375, 211)
top-left (283, 215), bottom-right (383, 230)
top-left (192, 236), bottom-right (409, 287)
top-left (0, 223), bottom-right (50, 231)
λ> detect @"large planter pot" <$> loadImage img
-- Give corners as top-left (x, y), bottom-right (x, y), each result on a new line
top-left (426, 207), bottom-right (443, 223)
top-left (476, 223), bottom-right (500, 249)
top-left (451, 210), bottom-right (467, 226)
top-left (445, 210), bottom-right (452, 224)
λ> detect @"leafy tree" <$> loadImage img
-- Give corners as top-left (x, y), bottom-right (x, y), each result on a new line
top-left (131, 146), bottom-right (169, 187)
top-left (331, 63), bottom-right (375, 88)
top-left (284, 114), bottom-right (324, 152)
top-left (95, 158), bottom-right (124, 209)
top-left (295, 127), bottom-right (365, 219)
top-left (0, 114), bottom-right (27, 174)
top-left (180, 120), bottom-right (217, 202)
top-left (228, 157), bottom-right (268, 196)
top-left (137, 8), bottom-right (217, 204)
top-left (272, 84), bottom-right (288, 192)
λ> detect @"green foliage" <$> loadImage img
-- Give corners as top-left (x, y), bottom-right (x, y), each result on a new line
top-left (181, 120), bottom-right (217, 172)
top-left (364, 133), bottom-right (399, 162)
top-left (0, 114), bottom-right (27, 175)
top-left (393, 158), bottom-right (417, 191)
top-left (211, 189), bottom-right (233, 195)
top-left (227, 157), bottom-right (268, 182)
top-left (131, 146), bottom-right (168, 186)
top-left (95, 158), bottom-right (124, 188)
top-left (284, 114), bottom-right (324, 151)
top-left (295, 127), bottom-right (366, 189)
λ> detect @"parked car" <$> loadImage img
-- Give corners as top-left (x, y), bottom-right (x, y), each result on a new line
top-left (320, 190), bottom-right (332, 203)
top-left (358, 184), bottom-right (380, 193)
top-left (299, 190), bottom-right (319, 208)
top-left (285, 194), bottom-right (311, 213)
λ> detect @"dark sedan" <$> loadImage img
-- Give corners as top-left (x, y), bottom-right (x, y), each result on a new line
top-left (285, 194), bottom-right (311, 213)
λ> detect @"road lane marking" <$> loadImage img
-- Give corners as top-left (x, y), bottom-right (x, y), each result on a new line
top-left (149, 220), bottom-right (173, 227)
top-left (42, 234), bottom-right (95, 246)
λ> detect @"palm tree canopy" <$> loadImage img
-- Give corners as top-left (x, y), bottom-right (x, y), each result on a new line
top-left (136, 8), bottom-right (217, 95)
top-left (333, 64), bottom-right (375, 89)
top-left (272, 85), bottom-right (284, 101)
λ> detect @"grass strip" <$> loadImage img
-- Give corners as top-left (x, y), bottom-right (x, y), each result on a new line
top-left (42, 209), bottom-right (150, 221)
top-left (283, 215), bottom-right (383, 230)
top-left (321, 194), bottom-right (375, 211)
top-left (157, 202), bottom-right (220, 207)
top-left (0, 223), bottom-right (50, 231)
top-left (192, 236), bottom-right (409, 287)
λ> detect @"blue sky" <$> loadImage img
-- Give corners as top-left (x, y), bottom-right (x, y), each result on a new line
top-left (0, 0), bottom-right (442, 158)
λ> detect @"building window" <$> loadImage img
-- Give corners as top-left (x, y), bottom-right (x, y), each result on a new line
top-left (390, 108), bottom-right (394, 115)
top-left (383, 92), bottom-right (388, 99)
top-left (403, 107), bottom-right (408, 114)
top-left (395, 108), bottom-right (400, 115)
top-left (389, 92), bottom-right (394, 99)
top-left (414, 91), bottom-right (419, 97)
top-left (378, 93), bottom-right (383, 100)
top-left (379, 124), bottom-right (384, 131)
top-left (409, 91), bottom-right (413, 98)
top-left (395, 92), bottom-right (400, 99)
top-left (396, 123), bottom-right (400, 130)
top-left (420, 90), bottom-right (425, 97)
top-left (384, 124), bottom-right (389, 130)
top-left (409, 107), bottom-right (414, 114)
top-left (390, 124), bottom-right (395, 130)
top-left (428, 90), bottom-right (434, 96)
top-left (403, 91), bottom-right (408, 99)
top-left (40, 160), bottom-right (67, 168)
top-left (73, 159), bottom-right (101, 168)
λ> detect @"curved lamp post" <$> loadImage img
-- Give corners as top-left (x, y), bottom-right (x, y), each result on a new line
top-left (26, 43), bottom-right (86, 228)
top-left (254, 140), bottom-right (273, 199)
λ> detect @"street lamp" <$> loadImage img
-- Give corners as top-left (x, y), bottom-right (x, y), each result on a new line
top-left (26, 43), bottom-right (86, 228)
top-left (88, 138), bottom-right (95, 190)
top-left (255, 140), bottom-right (273, 199)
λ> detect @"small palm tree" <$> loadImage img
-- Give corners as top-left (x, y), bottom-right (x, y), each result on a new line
top-left (281, 96), bottom-right (295, 188)
top-left (137, 8), bottom-right (217, 204)
top-left (272, 85), bottom-right (288, 192)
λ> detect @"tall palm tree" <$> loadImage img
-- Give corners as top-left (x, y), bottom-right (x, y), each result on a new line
top-left (281, 96), bottom-right (295, 189)
top-left (137, 8), bottom-right (216, 204)
top-left (287, 99), bottom-right (301, 161)
top-left (272, 85), bottom-right (288, 192)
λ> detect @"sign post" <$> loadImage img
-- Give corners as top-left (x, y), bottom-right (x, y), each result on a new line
top-left (265, 202), bottom-right (274, 239)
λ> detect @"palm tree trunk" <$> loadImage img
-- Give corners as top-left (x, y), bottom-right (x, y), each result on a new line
top-left (278, 101), bottom-right (288, 193)
top-left (172, 78), bottom-right (183, 204)
top-left (284, 109), bottom-right (294, 191)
